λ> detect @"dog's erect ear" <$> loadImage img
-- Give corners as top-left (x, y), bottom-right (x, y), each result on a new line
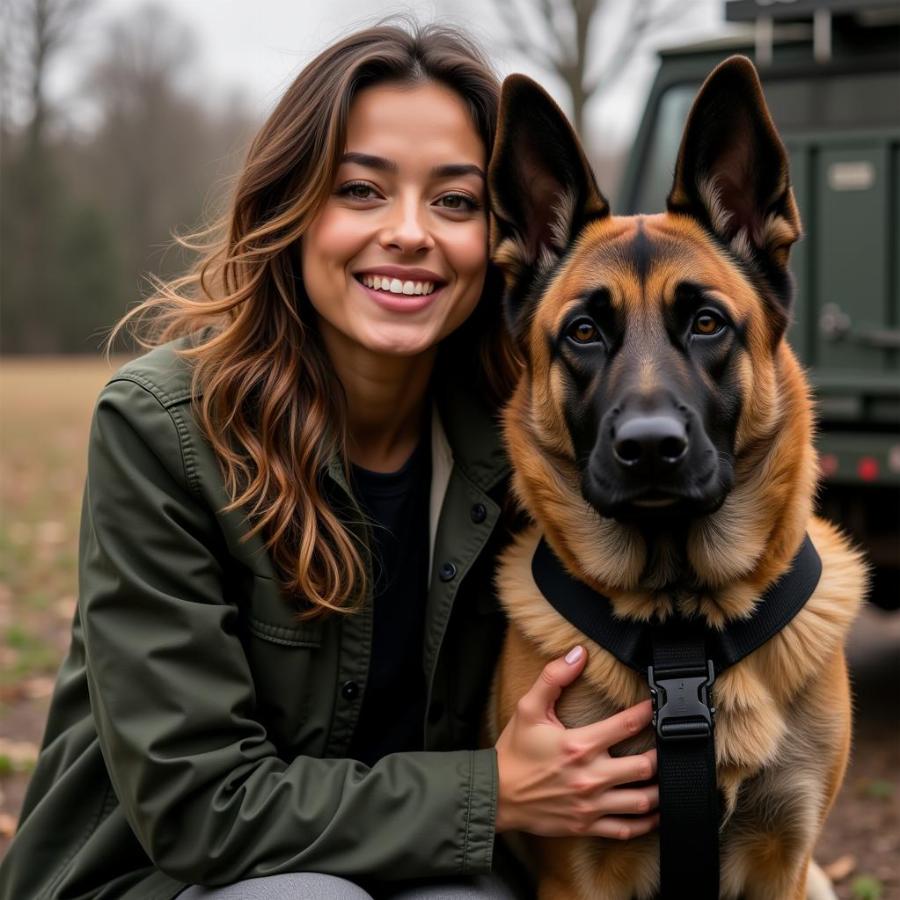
top-left (667, 56), bottom-right (801, 316)
top-left (489, 75), bottom-right (609, 340)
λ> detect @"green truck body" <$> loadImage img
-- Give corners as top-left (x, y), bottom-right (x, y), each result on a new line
top-left (619, 0), bottom-right (900, 607)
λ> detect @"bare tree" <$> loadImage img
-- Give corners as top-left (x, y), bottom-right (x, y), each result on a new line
top-left (1, 1), bottom-right (256, 353)
top-left (1, 0), bottom-right (93, 352)
top-left (490, 0), bottom-right (684, 138)
top-left (4, 0), bottom-right (93, 150)
top-left (85, 3), bottom-right (197, 270)
top-left (79, 4), bottom-right (254, 321)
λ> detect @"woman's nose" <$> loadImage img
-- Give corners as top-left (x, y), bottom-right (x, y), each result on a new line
top-left (379, 198), bottom-right (435, 253)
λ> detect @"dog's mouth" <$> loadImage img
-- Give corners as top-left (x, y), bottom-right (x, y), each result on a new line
top-left (613, 491), bottom-right (709, 522)
top-left (630, 491), bottom-right (680, 509)
top-left (582, 467), bottom-right (729, 524)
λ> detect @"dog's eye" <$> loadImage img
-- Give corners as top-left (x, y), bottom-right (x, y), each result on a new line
top-left (692, 310), bottom-right (726, 336)
top-left (567, 319), bottom-right (600, 345)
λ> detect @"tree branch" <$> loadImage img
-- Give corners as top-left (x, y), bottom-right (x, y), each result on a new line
top-left (490, 0), bottom-right (564, 74)
top-left (584, 0), bottom-right (688, 97)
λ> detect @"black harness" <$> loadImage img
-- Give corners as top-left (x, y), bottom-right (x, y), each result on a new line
top-left (531, 534), bottom-right (822, 899)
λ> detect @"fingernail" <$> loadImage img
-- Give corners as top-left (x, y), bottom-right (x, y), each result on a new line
top-left (565, 645), bottom-right (584, 664)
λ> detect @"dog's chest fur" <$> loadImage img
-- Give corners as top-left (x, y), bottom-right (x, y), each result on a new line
top-left (492, 517), bottom-right (864, 898)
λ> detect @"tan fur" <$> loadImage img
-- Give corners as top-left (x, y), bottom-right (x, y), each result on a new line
top-left (548, 187), bottom-right (579, 249)
top-left (698, 176), bottom-right (737, 240)
top-left (488, 210), bottom-right (865, 898)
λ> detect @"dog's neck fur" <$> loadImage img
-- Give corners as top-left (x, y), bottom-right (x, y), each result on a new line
top-left (506, 344), bottom-right (817, 628)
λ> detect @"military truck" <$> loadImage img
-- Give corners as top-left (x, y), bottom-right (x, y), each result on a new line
top-left (619, 0), bottom-right (900, 609)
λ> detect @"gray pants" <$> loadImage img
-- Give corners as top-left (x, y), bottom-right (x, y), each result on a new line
top-left (178, 871), bottom-right (520, 899)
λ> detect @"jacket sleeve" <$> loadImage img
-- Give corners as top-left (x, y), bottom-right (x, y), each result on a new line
top-left (80, 377), bottom-right (498, 884)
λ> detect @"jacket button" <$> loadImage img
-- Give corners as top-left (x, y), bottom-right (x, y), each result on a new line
top-left (341, 680), bottom-right (359, 700)
top-left (438, 562), bottom-right (457, 582)
top-left (470, 503), bottom-right (487, 524)
top-left (428, 701), bottom-right (445, 724)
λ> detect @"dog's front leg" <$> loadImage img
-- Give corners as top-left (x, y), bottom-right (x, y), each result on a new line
top-left (805, 859), bottom-right (839, 900)
top-left (536, 877), bottom-right (576, 900)
top-left (734, 853), bottom-right (817, 900)
top-left (533, 836), bottom-right (651, 900)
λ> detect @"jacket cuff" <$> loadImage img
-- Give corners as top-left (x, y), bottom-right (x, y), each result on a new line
top-left (464, 748), bottom-right (498, 873)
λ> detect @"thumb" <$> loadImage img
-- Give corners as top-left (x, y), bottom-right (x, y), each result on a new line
top-left (519, 645), bottom-right (587, 722)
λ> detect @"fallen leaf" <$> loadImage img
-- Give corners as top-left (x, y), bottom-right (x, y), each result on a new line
top-left (0, 812), bottom-right (18, 837)
top-left (0, 684), bottom-right (23, 703)
top-left (54, 596), bottom-right (76, 620)
top-left (35, 521), bottom-right (66, 544)
top-left (824, 854), bottom-right (857, 882)
top-left (22, 676), bottom-right (55, 699)
top-left (0, 738), bottom-right (38, 766)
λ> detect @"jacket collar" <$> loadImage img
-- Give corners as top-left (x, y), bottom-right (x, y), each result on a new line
top-left (325, 380), bottom-right (509, 496)
top-left (431, 378), bottom-right (509, 492)
top-left (325, 380), bottom-right (509, 581)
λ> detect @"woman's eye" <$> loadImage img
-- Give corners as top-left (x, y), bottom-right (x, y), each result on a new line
top-left (338, 181), bottom-right (378, 200)
top-left (436, 193), bottom-right (479, 212)
top-left (691, 310), bottom-right (727, 336)
top-left (567, 319), bottom-right (601, 345)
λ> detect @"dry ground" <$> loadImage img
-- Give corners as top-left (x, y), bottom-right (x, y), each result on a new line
top-left (0, 356), bottom-right (897, 897)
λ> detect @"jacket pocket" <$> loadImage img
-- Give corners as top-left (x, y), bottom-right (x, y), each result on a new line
top-left (243, 573), bottom-right (324, 646)
top-left (241, 576), bottom-right (329, 752)
top-left (247, 616), bottom-right (322, 648)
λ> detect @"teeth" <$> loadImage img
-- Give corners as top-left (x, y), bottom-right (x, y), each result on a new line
top-left (360, 275), bottom-right (437, 296)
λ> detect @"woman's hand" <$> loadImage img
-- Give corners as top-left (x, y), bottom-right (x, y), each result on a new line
top-left (494, 645), bottom-right (659, 840)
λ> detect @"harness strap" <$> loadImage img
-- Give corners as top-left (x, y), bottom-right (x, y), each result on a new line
top-left (650, 628), bottom-right (719, 899)
top-left (529, 534), bottom-right (822, 898)
top-left (530, 533), bottom-right (821, 674)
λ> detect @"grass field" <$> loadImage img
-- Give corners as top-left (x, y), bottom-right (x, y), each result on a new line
top-left (0, 357), bottom-right (896, 896)
top-left (0, 356), bottom-right (130, 834)
top-left (1, 357), bottom-right (130, 686)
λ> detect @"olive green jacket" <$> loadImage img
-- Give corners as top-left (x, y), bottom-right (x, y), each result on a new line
top-left (0, 339), bottom-right (514, 900)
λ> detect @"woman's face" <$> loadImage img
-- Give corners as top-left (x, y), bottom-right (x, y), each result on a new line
top-left (301, 80), bottom-right (488, 359)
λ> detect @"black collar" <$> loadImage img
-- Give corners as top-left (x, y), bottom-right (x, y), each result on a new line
top-left (531, 533), bottom-right (822, 674)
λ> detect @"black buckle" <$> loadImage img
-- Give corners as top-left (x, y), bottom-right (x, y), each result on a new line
top-left (648, 660), bottom-right (716, 741)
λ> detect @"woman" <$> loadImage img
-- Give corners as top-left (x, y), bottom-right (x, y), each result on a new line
top-left (0, 23), bottom-right (658, 900)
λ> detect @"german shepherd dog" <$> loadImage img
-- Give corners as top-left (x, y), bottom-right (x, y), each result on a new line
top-left (486, 57), bottom-right (866, 900)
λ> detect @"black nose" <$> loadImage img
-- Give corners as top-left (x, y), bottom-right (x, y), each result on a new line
top-left (612, 415), bottom-right (689, 469)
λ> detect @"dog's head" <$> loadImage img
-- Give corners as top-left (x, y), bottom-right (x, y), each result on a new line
top-left (490, 57), bottom-right (814, 603)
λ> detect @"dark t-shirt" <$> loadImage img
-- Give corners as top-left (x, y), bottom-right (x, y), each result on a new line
top-left (346, 425), bottom-right (431, 767)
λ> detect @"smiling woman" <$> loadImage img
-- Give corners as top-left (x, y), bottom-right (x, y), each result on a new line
top-left (306, 83), bottom-right (487, 361)
top-left (302, 80), bottom-right (491, 470)
top-left (0, 21), bottom-right (659, 900)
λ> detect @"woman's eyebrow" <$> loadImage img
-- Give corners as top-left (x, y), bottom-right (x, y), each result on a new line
top-left (430, 163), bottom-right (485, 180)
top-left (340, 153), bottom-right (484, 180)
top-left (341, 152), bottom-right (397, 172)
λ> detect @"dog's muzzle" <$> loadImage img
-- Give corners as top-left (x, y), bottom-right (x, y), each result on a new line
top-left (612, 413), bottom-right (689, 474)
top-left (584, 396), bottom-right (728, 520)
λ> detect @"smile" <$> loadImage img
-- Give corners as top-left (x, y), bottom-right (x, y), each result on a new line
top-left (356, 274), bottom-right (438, 296)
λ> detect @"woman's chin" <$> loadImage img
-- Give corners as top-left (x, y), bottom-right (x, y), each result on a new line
top-left (358, 325), bottom-right (444, 358)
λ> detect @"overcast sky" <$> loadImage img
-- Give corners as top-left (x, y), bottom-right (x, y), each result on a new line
top-left (44, 0), bottom-right (730, 149)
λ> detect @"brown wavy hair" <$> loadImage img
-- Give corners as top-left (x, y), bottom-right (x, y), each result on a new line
top-left (108, 22), bottom-right (520, 619)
